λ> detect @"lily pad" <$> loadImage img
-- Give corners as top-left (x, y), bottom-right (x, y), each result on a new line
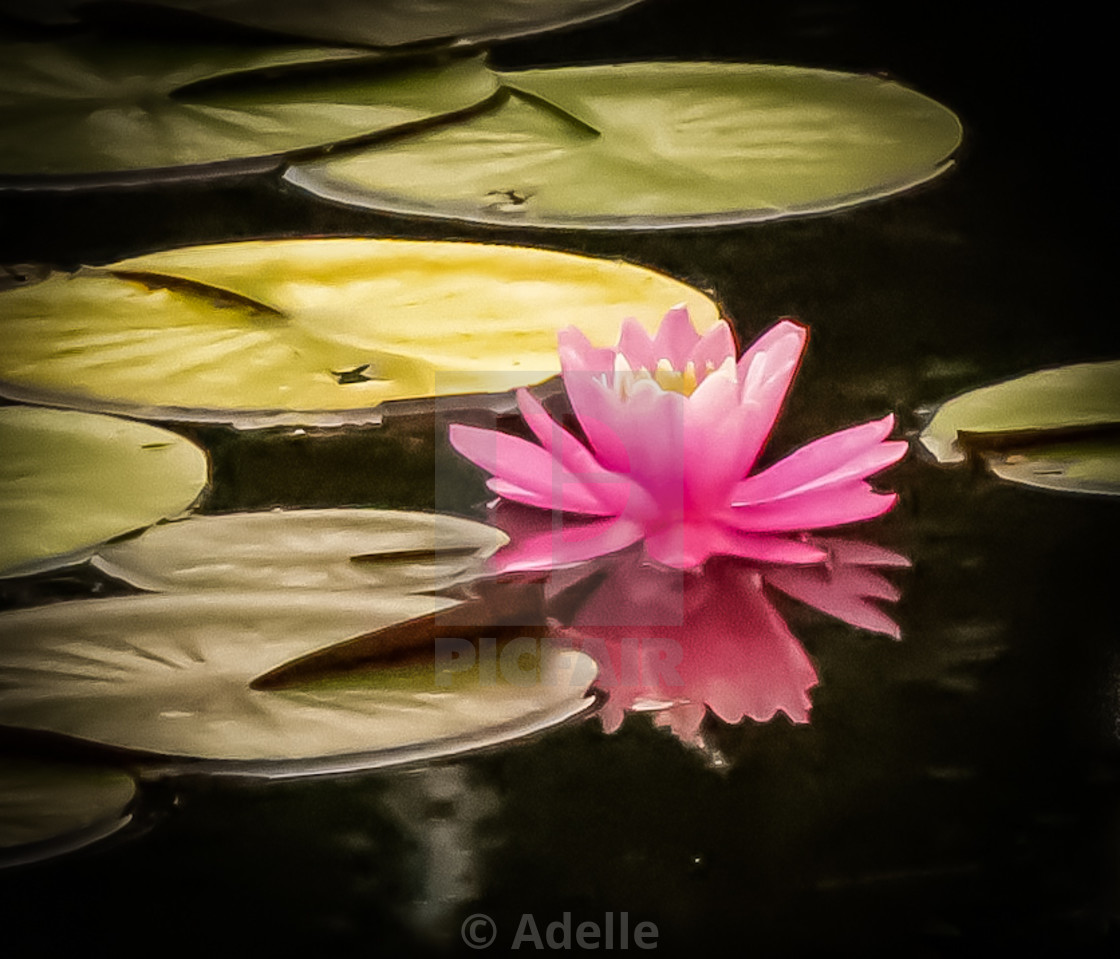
top-left (920, 360), bottom-right (1120, 463)
top-left (0, 38), bottom-right (498, 184)
top-left (0, 593), bottom-right (597, 774)
top-left (1, 0), bottom-right (644, 47)
top-left (982, 442), bottom-right (1120, 497)
top-left (0, 238), bottom-right (720, 426)
top-left (0, 758), bottom-right (136, 867)
top-left (284, 62), bottom-right (963, 229)
top-left (0, 406), bottom-right (208, 578)
top-left (92, 508), bottom-right (507, 593)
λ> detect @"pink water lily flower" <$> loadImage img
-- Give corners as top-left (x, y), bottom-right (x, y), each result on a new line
top-left (450, 307), bottom-right (907, 571)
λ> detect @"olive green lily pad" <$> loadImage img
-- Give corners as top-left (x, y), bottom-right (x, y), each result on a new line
top-left (92, 508), bottom-right (507, 593)
top-left (0, 406), bottom-right (208, 578)
top-left (0, 38), bottom-right (498, 184)
top-left (0, 758), bottom-right (136, 867)
top-left (0, 593), bottom-right (597, 774)
top-left (0, 238), bottom-right (720, 426)
top-left (12, 0), bottom-right (646, 47)
top-left (982, 442), bottom-right (1120, 497)
top-left (284, 62), bottom-right (963, 228)
top-left (920, 360), bottom-right (1120, 463)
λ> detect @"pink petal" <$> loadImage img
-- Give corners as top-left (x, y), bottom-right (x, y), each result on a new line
top-left (644, 523), bottom-right (827, 568)
top-left (709, 528), bottom-right (829, 565)
top-left (558, 326), bottom-right (616, 377)
top-left (688, 321), bottom-right (737, 375)
top-left (617, 317), bottom-right (659, 371)
top-left (735, 319), bottom-right (809, 474)
top-left (486, 477), bottom-right (615, 516)
top-left (734, 415), bottom-right (907, 505)
top-left (515, 389), bottom-right (631, 514)
top-left (726, 482), bottom-right (898, 533)
top-left (449, 424), bottom-right (614, 517)
top-left (684, 371), bottom-right (759, 505)
top-left (651, 304), bottom-right (703, 368)
top-left (492, 517), bottom-right (644, 572)
top-left (559, 372), bottom-right (631, 473)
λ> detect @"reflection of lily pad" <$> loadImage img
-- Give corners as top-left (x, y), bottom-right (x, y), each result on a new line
top-left (0, 406), bottom-right (208, 578)
top-left (0, 758), bottom-right (136, 867)
top-left (0, 39), bottom-right (497, 184)
top-left (0, 239), bottom-right (719, 426)
top-left (93, 508), bottom-right (507, 593)
top-left (920, 360), bottom-right (1120, 463)
top-left (2, 0), bottom-right (644, 47)
top-left (983, 443), bottom-right (1120, 497)
top-left (285, 62), bottom-right (962, 228)
top-left (0, 593), bottom-right (596, 774)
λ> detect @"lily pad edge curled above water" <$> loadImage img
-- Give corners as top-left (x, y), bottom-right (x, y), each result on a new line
top-left (919, 359), bottom-right (1120, 496)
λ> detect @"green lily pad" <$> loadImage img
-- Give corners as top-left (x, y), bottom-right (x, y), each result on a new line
top-left (0, 758), bottom-right (136, 867)
top-left (0, 406), bottom-right (208, 578)
top-left (0, 593), bottom-right (597, 774)
top-left (920, 360), bottom-right (1120, 463)
top-left (284, 62), bottom-right (963, 229)
top-left (0, 238), bottom-right (720, 426)
top-left (1, 0), bottom-right (643, 46)
top-left (92, 508), bottom-right (507, 593)
top-left (0, 38), bottom-right (498, 184)
top-left (982, 442), bottom-right (1120, 497)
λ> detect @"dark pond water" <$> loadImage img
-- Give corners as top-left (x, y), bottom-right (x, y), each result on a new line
top-left (1, 1), bottom-right (1117, 955)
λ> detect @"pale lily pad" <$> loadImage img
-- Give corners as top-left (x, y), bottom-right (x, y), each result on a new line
top-left (0, 0), bottom-right (643, 46)
top-left (0, 406), bottom-right (208, 578)
top-left (0, 593), bottom-right (597, 774)
top-left (0, 39), bottom-right (498, 184)
top-left (284, 62), bottom-right (963, 229)
top-left (0, 758), bottom-right (136, 867)
top-left (92, 508), bottom-right (507, 593)
top-left (0, 238), bottom-right (720, 426)
top-left (920, 360), bottom-right (1120, 462)
top-left (983, 442), bottom-right (1120, 497)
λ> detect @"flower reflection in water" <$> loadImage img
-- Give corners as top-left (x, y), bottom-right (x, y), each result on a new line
top-left (542, 536), bottom-right (908, 747)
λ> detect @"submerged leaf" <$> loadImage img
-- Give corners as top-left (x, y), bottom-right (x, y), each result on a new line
top-left (0, 406), bottom-right (208, 578)
top-left (285, 62), bottom-right (962, 228)
top-left (0, 238), bottom-right (719, 426)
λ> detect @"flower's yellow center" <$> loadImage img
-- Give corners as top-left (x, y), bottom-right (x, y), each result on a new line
top-left (613, 354), bottom-right (733, 399)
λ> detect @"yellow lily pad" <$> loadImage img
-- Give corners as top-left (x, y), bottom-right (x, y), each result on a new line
top-left (0, 238), bottom-right (720, 426)
top-left (0, 405), bottom-right (208, 578)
